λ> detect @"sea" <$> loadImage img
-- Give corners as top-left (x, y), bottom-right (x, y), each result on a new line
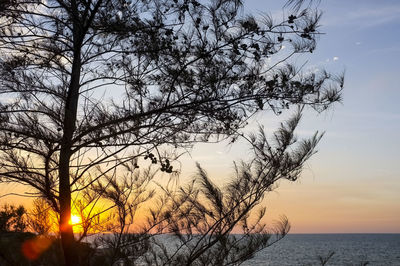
top-left (85, 233), bottom-right (400, 265)
top-left (242, 234), bottom-right (400, 266)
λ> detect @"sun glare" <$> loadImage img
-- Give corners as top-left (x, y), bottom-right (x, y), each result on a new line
top-left (70, 214), bottom-right (81, 225)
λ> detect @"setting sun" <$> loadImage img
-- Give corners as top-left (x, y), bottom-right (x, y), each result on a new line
top-left (69, 215), bottom-right (81, 225)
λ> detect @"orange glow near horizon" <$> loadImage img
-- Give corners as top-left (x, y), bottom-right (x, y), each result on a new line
top-left (1, 169), bottom-right (399, 234)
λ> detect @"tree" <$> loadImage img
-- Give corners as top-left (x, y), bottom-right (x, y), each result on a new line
top-left (0, 0), bottom-right (343, 265)
top-left (0, 204), bottom-right (27, 232)
top-left (138, 110), bottom-right (323, 265)
top-left (27, 198), bottom-right (56, 235)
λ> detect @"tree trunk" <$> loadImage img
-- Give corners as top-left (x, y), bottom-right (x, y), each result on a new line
top-left (59, 35), bottom-right (82, 265)
top-left (59, 151), bottom-right (76, 266)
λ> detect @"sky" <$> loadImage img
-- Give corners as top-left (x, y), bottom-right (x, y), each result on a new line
top-left (1, 0), bottom-right (399, 234)
top-left (179, 0), bottom-right (400, 233)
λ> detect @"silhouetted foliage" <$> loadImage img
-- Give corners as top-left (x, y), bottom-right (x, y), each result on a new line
top-left (80, 109), bottom-right (322, 266)
top-left (0, 204), bottom-right (27, 232)
top-left (138, 117), bottom-right (316, 265)
top-left (27, 198), bottom-right (57, 235)
top-left (306, 250), bottom-right (370, 266)
top-left (317, 250), bottom-right (335, 266)
top-left (0, 0), bottom-right (342, 265)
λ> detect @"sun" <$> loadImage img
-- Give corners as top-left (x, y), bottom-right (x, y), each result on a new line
top-left (69, 214), bottom-right (81, 225)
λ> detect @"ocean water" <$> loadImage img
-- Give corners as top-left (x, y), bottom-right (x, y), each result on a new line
top-left (242, 234), bottom-right (400, 266)
top-left (84, 233), bottom-right (400, 265)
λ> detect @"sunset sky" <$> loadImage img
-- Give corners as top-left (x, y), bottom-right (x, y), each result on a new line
top-left (180, 0), bottom-right (400, 233)
top-left (1, 0), bottom-right (399, 234)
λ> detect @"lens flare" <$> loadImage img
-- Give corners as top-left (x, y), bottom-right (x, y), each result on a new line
top-left (22, 236), bottom-right (52, 261)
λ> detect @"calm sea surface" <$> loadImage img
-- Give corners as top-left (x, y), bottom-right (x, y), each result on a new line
top-left (243, 234), bottom-right (400, 266)
top-left (85, 233), bottom-right (400, 265)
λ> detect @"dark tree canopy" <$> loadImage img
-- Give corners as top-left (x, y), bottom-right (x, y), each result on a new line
top-left (0, 204), bottom-right (27, 232)
top-left (0, 0), bottom-right (342, 265)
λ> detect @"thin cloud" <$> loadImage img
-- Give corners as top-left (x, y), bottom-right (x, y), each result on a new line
top-left (323, 5), bottom-right (400, 28)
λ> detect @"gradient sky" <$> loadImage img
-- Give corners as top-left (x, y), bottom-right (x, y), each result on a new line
top-left (1, 0), bottom-right (399, 233)
top-left (179, 0), bottom-right (400, 233)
